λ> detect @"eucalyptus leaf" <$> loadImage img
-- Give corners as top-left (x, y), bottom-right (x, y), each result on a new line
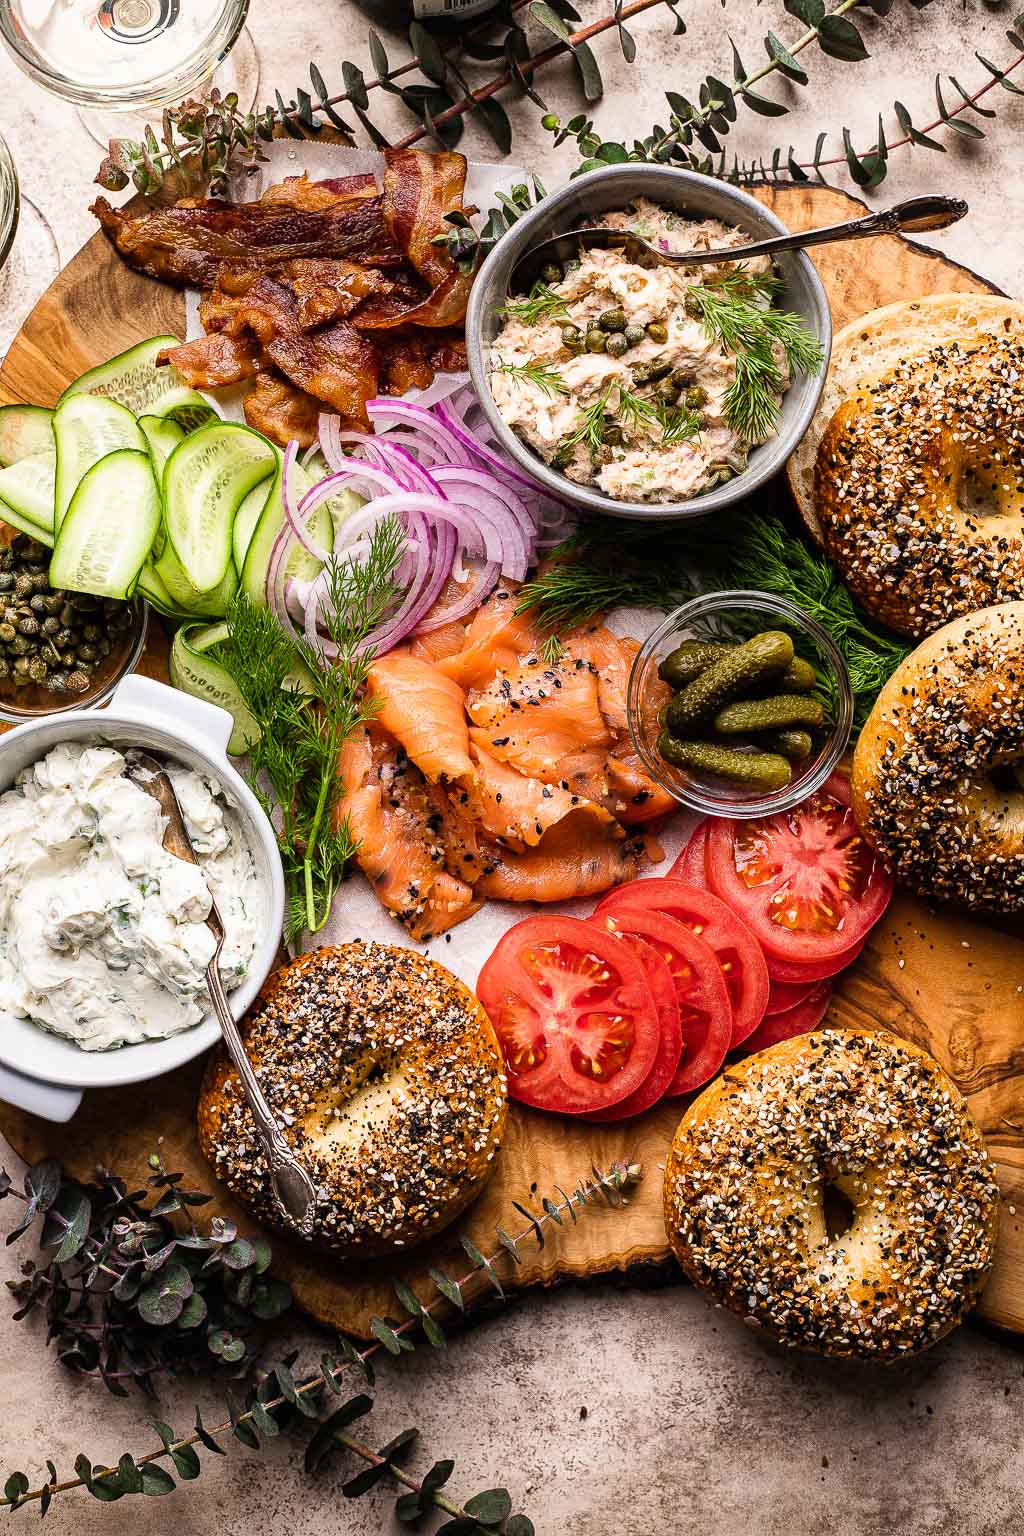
top-left (530, 1), bottom-right (574, 45)
top-left (765, 31), bottom-right (809, 84)
top-left (139, 1464), bottom-right (176, 1496)
top-left (410, 22), bottom-right (447, 85)
top-left (476, 98), bottom-right (513, 154)
top-left (465, 1487), bottom-right (513, 1524)
top-left (574, 42), bottom-right (603, 102)
top-left (818, 15), bottom-right (868, 62)
top-left (740, 87), bottom-right (789, 117)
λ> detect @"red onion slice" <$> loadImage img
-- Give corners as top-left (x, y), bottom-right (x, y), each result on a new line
top-left (283, 441), bottom-right (332, 565)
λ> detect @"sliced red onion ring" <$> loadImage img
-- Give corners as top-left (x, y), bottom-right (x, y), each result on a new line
top-left (283, 441), bottom-right (333, 566)
top-left (366, 399), bottom-right (467, 462)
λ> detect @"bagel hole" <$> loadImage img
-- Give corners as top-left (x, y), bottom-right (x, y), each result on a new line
top-left (823, 1181), bottom-right (856, 1242)
top-left (957, 464), bottom-right (1004, 522)
top-left (991, 760), bottom-right (1024, 796)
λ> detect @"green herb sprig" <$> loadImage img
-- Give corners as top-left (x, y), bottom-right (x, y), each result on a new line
top-left (499, 283), bottom-right (572, 327)
top-left (684, 269), bottom-right (825, 442)
top-left (1, 1158), bottom-right (641, 1522)
top-left (493, 358), bottom-right (569, 397)
top-left (215, 517), bottom-right (403, 942)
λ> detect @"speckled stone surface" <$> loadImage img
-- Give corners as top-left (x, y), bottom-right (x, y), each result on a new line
top-left (2, 2), bottom-right (1024, 1531)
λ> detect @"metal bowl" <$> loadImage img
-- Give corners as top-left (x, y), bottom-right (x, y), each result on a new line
top-left (466, 164), bottom-right (832, 522)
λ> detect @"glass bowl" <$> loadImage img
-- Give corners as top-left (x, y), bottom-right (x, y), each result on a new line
top-left (0, 599), bottom-right (150, 724)
top-left (627, 590), bottom-right (852, 818)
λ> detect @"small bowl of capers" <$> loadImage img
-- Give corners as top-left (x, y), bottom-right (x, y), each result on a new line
top-left (0, 533), bottom-right (148, 722)
top-left (627, 590), bottom-right (853, 817)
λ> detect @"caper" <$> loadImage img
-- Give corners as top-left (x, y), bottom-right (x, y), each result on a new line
top-left (44, 673), bottom-right (67, 694)
top-left (77, 644), bottom-right (98, 663)
top-left (560, 323), bottom-right (581, 343)
top-left (0, 656), bottom-right (8, 678)
top-left (598, 307), bottom-right (627, 333)
top-left (17, 615), bottom-right (39, 638)
top-left (70, 593), bottom-right (97, 611)
top-left (13, 574), bottom-right (33, 599)
top-left (604, 424), bottom-right (624, 447)
top-left (585, 330), bottom-right (607, 353)
top-left (667, 369), bottom-right (690, 390)
top-left (56, 627), bottom-right (73, 647)
top-left (683, 295), bottom-right (702, 319)
top-left (540, 262), bottom-right (564, 286)
top-left (646, 321), bottom-right (668, 344)
top-left (623, 323), bottom-right (645, 348)
top-left (59, 603), bottom-right (75, 627)
top-left (632, 360), bottom-right (673, 386)
top-left (27, 657), bottom-right (48, 684)
top-left (563, 258), bottom-right (581, 277)
top-left (0, 622), bottom-right (14, 644)
top-left (12, 656), bottom-right (31, 678)
top-left (685, 385), bottom-right (708, 409)
top-left (28, 594), bottom-right (47, 615)
top-left (0, 573), bottom-right (13, 593)
top-left (67, 670), bottom-right (91, 693)
top-left (9, 636), bottom-right (30, 656)
top-left (98, 638), bottom-right (111, 658)
top-left (605, 333), bottom-right (628, 358)
top-left (42, 616), bottom-right (60, 637)
top-left (657, 377), bottom-right (680, 402)
top-left (82, 623), bottom-right (102, 643)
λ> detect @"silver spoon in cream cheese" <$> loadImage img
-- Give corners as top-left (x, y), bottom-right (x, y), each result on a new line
top-left (126, 751), bottom-right (319, 1239)
top-left (509, 194), bottom-right (968, 294)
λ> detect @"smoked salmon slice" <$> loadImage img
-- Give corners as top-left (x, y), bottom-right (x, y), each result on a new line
top-left (436, 585), bottom-right (547, 690)
top-left (475, 815), bottom-right (649, 903)
top-left (467, 742), bottom-right (617, 847)
top-left (466, 655), bottom-right (611, 780)
top-left (366, 653), bottom-right (474, 783)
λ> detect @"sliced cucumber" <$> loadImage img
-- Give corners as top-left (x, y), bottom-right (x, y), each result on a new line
top-left (233, 476), bottom-right (274, 575)
top-left (0, 451), bottom-right (55, 532)
top-left (169, 622), bottom-right (261, 755)
top-left (240, 456), bottom-right (332, 605)
top-left (53, 394), bottom-right (146, 532)
top-left (57, 336), bottom-right (212, 425)
top-left (162, 422), bottom-right (276, 595)
top-left (155, 540), bottom-right (239, 616)
top-left (139, 414), bottom-right (185, 481)
top-left (50, 449), bottom-right (161, 599)
top-left (0, 500), bottom-right (53, 547)
top-left (136, 562), bottom-right (195, 621)
top-left (305, 448), bottom-right (365, 536)
top-left (0, 405), bottom-right (53, 467)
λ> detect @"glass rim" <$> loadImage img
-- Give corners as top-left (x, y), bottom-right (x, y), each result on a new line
top-left (0, 1), bottom-right (249, 109)
top-left (627, 588), bottom-right (854, 818)
top-left (0, 130), bottom-right (20, 272)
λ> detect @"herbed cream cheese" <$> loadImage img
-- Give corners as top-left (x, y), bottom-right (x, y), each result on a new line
top-left (490, 198), bottom-right (783, 504)
top-left (0, 742), bottom-right (263, 1051)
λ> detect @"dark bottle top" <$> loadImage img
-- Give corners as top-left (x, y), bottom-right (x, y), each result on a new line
top-left (351, 0), bottom-right (501, 30)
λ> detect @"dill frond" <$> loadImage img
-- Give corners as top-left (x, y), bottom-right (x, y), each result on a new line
top-left (493, 358), bottom-right (569, 398)
top-left (499, 282), bottom-right (572, 327)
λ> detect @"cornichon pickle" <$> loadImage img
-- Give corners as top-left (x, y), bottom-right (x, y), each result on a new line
top-left (713, 694), bottom-right (826, 735)
top-left (779, 656), bottom-right (816, 693)
top-left (665, 630), bottom-right (794, 734)
top-left (761, 728), bottom-right (814, 762)
top-left (657, 732), bottom-right (792, 790)
top-left (658, 638), bottom-right (734, 688)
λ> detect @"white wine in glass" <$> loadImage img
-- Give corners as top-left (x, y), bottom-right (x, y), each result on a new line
top-left (0, 131), bottom-right (59, 360)
top-left (0, 0), bottom-right (259, 149)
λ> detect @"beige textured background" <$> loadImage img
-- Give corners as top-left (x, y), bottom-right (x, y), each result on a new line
top-left (2, 2), bottom-right (1024, 1532)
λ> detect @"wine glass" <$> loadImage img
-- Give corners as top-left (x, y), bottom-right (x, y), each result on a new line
top-left (0, 130), bottom-right (59, 361)
top-left (0, 0), bottom-right (260, 151)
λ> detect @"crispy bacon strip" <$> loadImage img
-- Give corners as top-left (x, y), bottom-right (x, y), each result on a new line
top-left (258, 172), bottom-right (378, 211)
top-left (156, 333), bottom-right (263, 389)
top-left (91, 193), bottom-right (404, 289)
top-left (353, 149), bottom-right (473, 331)
top-left (243, 373), bottom-right (322, 447)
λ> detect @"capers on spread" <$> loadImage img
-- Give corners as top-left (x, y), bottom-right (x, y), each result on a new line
top-left (655, 627), bottom-right (825, 791)
top-left (0, 534), bottom-right (133, 699)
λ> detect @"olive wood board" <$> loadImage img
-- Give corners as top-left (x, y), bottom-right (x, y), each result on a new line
top-left (2, 183), bottom-right (1023, 1341)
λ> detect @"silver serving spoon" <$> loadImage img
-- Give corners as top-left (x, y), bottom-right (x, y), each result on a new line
top-left (125, 751), bottom-right (318, 1238)
top-left (509, 194), bottom-right (968, 294)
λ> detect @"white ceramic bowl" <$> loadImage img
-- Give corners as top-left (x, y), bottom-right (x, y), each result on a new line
top-left (0, 674), bottom-right (285, 1121)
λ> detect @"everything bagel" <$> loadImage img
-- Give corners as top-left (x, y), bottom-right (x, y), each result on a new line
top-left (814, 333), bottom-right (1024, 638)
top-left (198, 943), bottom-right (507, 1256)
top-left (663, 1028), bottom-right (999, 1362)
top-left (852, 602), bottom-right (1024, 914)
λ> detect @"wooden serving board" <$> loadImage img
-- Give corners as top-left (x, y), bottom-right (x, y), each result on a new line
top-left (3, 184), bottom-right (1024, 1341)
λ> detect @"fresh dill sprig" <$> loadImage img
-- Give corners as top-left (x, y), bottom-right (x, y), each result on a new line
top-left (493, 357), bottom-right (568, 398)
top-left (499, 282), bottom-right (571, 327)
top-left (562, 384), bottom-right (613, 452)
top-left (612, 382), bottom-right (661, 437)
top-left (540, 632), bottom-right (566, 665)
top-left (685, 268), bottom-right (825, 443)
top-left (216, 515), bottom-right (403, 941)
top-left (657, 400), bottom-right (703, 446)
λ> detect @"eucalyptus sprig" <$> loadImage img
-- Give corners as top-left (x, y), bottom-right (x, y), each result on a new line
top-left (0, 1155), bottom-right (291, 1396)
top-left (1, 1161), bottom-right (642, 1523)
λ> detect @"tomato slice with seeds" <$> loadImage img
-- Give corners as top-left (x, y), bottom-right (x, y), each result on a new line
top-left (595, 878), bottom-right (768, 1049)
top-left (742, 981), bottom-right (833, 1054)
top-left (591, 907), bottom-right (730, 1096)
top-left (578, 928), bottom-right (683, 1121)
top-left (705, 776), bottom-right (893, 966)
top-left (668, 820), bottom-right (710, 885)
top-left (765, 936), bottom-right (866, 984)
top-left (476, 915), bottom-right (661, 1114)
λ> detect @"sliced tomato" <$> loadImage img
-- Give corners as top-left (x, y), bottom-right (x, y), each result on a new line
top-left (765, 935), bottom-right (867, 983)
top-left (579, 929), bottom-right (683, 1121)
top-left (595, 878), bottom-right (768, 1049)
top-left (594, 907), bottom-right (731, 1095)
top-left (668, 821), bottom-right (710, 885)
top-left (743, 981), bottom-right (833, 1053)
top-left (705, 776), bottom-right (893, 966)
top-left (476, 915), bottom-right (661, 1114)
top-left (765, 976), bottom-right (819, 1015)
